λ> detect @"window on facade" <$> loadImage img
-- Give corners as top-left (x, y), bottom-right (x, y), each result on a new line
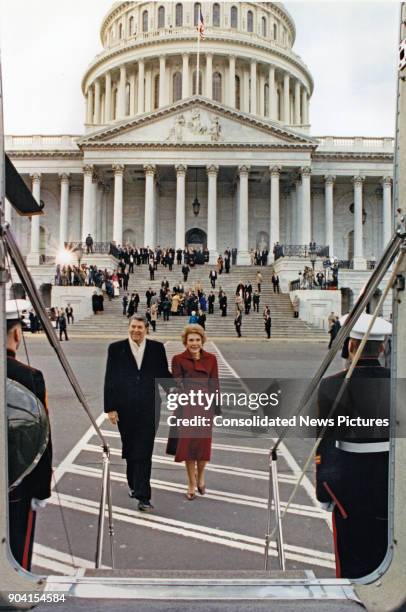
top-left (142, 10), bottom-right (148, 32)
top-left (264, 83), bottom-right (269, 116)
top-left (194, 3), bottom-right (201, 27)
top-left (262, 16), bottom-right (267, 37)
top-left (235, 75), bottom-right (241, 110)
top-left (213, 3), bottom-right (220, 27)
top-left (175, 3), bottom-right (183, 26)
top-left (230, 6), bottom-right (238, 28)
top-left (129, 16), bottom-right (134, 36)
top-left (118, 23), bottom-right (123, 38)
top-left (213, 72), bottom-right (222, 102)
top-left (126, 82), bottom-right (131, 116)
top-left (158, 6), bottom-right (165, 28)
top-left (192, 70), bottom-right (203, 95)
top-left (273, 23), bottom-right (278, 40)
top-left (173, 72), bottom-right (182, 102)
top-left (277, 88), bottom-right (281, 120)
top-left (154, 75), bottom-right (160, 108)
top-left (247, 10), bottom-right (254, 33)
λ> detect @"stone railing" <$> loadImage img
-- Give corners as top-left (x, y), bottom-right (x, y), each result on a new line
top-left (5, 135), bottom-right (80, 151)
top-left (279, 245), bottom-right (329, 258)
top-left (63, 242), bottom-right (119, 257)
top-left (338, 259), bottom-right (376, 270)
top-left (316, 136), bottom-right (394, 152)
top-left (88, 27), bottom-right (312, 80)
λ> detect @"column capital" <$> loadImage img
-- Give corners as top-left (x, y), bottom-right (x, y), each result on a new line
top-left (250, 58), bottom-right (257, 66)
top-left (30, 173), bottom-right (42, 182)
top-left (143, 164), bottom-right (156, 176)
top-left (352, 175), bottom-right (365, 185)
top-left (206, 52), bottom-right (213, 59)
top-left (83, 164), bottom-right (94, 176)
top-left (175, 164), bottom-right (187, 175)
top-left (59, 173), bottom-right (71, 183)
top-left (206, 164), bottom-right (219, 176)
top-left (229, 54), bottom-right (236, 62)
top-left (113, 164), bottom-right (125, 175)
top-left (269, 165), bottom-right (281, 177)
top-left (182, 53), bottom-right (189, 61)
top-left (382, 176), bottom-right (393, 187)
top-left (324, 174), bottom-right (336, 185)
top-left (300, 166), bottom-right (312, 177)
top-left (238, 165), bottom-right (250, 176)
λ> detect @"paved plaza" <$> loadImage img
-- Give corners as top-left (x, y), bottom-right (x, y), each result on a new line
top-left (18, 335), bottom-right (342, 579)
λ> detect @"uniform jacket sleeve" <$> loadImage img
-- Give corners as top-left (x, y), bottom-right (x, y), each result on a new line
top-left (104, 344), bottom-right (117, 413)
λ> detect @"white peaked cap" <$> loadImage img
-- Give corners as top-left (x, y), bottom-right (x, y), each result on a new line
top-left (6, 299), bottom-right (32, 320)
top-left (340, 312), bottom-right (392, 341)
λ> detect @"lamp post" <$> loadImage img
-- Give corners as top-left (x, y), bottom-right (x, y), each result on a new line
top-left (192, 167), bottom-right (200, 216)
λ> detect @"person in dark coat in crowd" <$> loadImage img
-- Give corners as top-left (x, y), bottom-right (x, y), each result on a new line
top-left (182, 264), bottom-right (190, 283)
top-left (65, 304), bottom-right (74, 324)
top-left (104, 315), bottom-right (172, 511)
top-left (169, 325), bottom-right (220, 499)
top-left (253, 291), bottom-right (260, 312)
top-left (122, 293), bottom-right (129, 316)
top-left (6, 303), bottom-right (53, 571)
top-left (219, 293), bottom-right (227, 316)
top-left (328, 316), bottom-right (341, 349)
top-left (234, 311), bottom-right (242, 337)
top-left (208, 292), bottom-right (215, 314)
top-left (264, 313), bottom-right (272, 339)
top-left (58, 311), bottom-right (69, 341)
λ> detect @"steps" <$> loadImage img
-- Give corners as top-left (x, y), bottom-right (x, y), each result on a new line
top-left (70, 264), bottom-right (327, 339)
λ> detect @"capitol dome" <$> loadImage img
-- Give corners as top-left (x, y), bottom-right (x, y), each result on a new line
top-left (82, 1), bottom-right (313, 131)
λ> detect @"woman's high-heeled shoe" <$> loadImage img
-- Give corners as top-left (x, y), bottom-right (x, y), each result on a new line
top-left (186, 492), bottom-right (196, 500)
top-left (197, 484), bottom-right (206, 495)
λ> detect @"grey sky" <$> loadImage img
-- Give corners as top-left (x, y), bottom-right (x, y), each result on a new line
top-left (0, 1), bottom-right (400, 136)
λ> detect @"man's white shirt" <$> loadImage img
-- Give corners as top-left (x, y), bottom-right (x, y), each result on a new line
top-left (128, 337), bottom-right (146, 369)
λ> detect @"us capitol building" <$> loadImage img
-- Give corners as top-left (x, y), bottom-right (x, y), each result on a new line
top-left (5, 1), bottom-right (394, 280)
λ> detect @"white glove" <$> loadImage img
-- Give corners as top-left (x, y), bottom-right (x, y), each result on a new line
top-left (31, 498), bottom-right (48, 511)
top-left (320, 501), bottom-right (335, 512)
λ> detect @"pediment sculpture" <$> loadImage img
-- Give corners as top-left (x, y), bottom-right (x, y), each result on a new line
top-left (166, 111), bottom-right (222, 143)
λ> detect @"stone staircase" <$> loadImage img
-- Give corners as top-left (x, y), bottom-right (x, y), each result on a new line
top-left (70, 264), bottom-right (327, 339)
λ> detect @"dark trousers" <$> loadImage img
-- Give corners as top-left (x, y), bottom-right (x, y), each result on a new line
top-left (9, 498), bottom-right (36, 571)
top-left (211, 279), bottom-right (216, 288)
top-left (150, 271), bottom-right (154, 280)
top-left (253, 303), bottom-right (259, 312)
top-left (67, 314), bottom-right (74, 324)
top-left (126, 459), bottom-right (152, 503)
top-left (258, 284), bottom-right (261, 293)
top-left (151, 321), bottom-right (156, 332)
top-left (163, 311), bottom-right (169, 321)
top-left (208, 304), bottom-right (214, 314)
top-left (59, 328), bottom-right (68, 341)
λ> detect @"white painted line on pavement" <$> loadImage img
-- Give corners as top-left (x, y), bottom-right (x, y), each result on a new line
top-left (66, 461), bottom-right (328, 520)
top-left (46, 492), bottom-right (335, 569)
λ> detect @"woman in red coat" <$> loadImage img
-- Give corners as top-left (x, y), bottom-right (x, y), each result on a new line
top-left (170, 324), bottom-right (220, 500)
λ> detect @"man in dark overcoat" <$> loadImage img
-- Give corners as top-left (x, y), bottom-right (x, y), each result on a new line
top-left (104, 315), bottom-right (172, 512)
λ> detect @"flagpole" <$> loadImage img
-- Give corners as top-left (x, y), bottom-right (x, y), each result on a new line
top-left (196, 19), bottom-right (200, 95)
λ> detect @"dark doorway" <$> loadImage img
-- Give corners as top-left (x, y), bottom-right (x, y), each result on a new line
top-left (185, 228), bottom-right (207, 250)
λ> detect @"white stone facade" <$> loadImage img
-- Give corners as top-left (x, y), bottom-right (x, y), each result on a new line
top-left (5, 1), bottom-right (394, 272)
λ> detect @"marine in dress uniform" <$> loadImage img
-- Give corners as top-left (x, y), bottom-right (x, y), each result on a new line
top-left (6, 301), bottom-right (53, 571)
top-left (316, 313), bottom-right (392, 578)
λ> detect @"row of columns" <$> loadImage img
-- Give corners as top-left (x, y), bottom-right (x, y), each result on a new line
top-left (25, 168), bottom-right (393, 268)
top-left (86, 55), bottom-right (309, 125)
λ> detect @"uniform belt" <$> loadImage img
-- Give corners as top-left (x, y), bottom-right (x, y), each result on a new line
top-left (336, 440), bottom-right (390, 453)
